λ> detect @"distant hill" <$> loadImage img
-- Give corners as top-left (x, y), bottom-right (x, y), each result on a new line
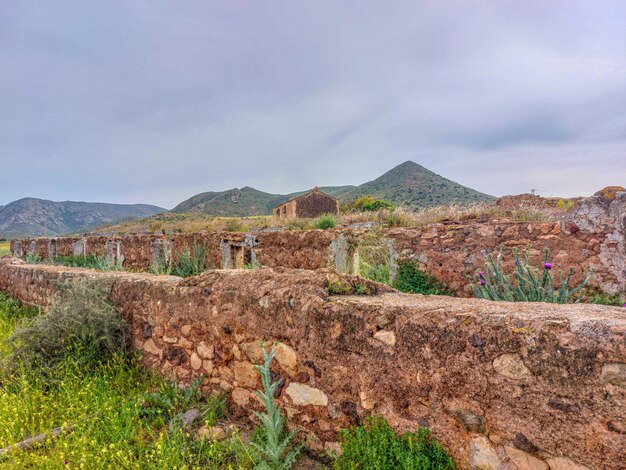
top-left (172, 161), bottom-right (493, 215)
top-left (338, 161), bottom-right (495, 207)
top-left (0, 198), bottom-right (165, 238)
top-left (172, 186), bottom-right (355, 216)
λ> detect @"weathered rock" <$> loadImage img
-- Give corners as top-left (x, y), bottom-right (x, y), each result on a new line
top-left (359, 390), bottom-right (376, 410)
top-left (600, 363), bottom-right (626, 387)
top-left (324, 441), bottom-right (343, 457)
top-left (234, 361), bottom-right (259, 388)
top-left (373, 330), bottom-right (396, 347)
top-left (190, 352), bottom-right (202, 370)
top-left (197, 341), bottom-right (214, 360)
top-left (493, 353), bottom-right (532, 380)
top-left (545, 456), bottom-right (590, 470)
top-left (143, 338), bottom-right (162, 357)
top-left (285, 383), bottom-right (328, 407)
top-left (471, 436), bottom-right (503, 469)
top-left (231, 387), bottom-right (251, 407)
top-left (505, 446), bottom-right (548, 470)
top-left (275, 343), bottom-right (298, 376)
top-left (241, 340), bottom-right (266, 363)
top-left (448, 408), bottom-right (485, 433)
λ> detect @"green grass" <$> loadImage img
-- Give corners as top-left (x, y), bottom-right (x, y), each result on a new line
top-left (314, 214), bottom-right (338, 230)
top-left (393, 260), bottom-right (453, 296)
top-left (333, 416), bottom-right (455, 470)
top-left (585, 289), bottom-right (625, 307)
top-left (0, 292), bottom-right (255, 469)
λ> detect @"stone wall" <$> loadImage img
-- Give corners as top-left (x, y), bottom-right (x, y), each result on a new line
top-left (0, 258), bottom-right (624, 470)
top-left (9, 194), bottom-right (626, 295)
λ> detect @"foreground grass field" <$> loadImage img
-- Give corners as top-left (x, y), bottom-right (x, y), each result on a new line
top-left (0, 293), bottom-right (255, 469)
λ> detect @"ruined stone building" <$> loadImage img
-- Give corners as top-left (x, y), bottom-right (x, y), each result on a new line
top-left (273, 187), bottom-right (339, 218)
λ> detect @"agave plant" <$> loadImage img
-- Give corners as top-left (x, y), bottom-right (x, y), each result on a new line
top-left (172, 241), bottom-right (208, 277)
top-left (472, 247), bottom-right (590, 303)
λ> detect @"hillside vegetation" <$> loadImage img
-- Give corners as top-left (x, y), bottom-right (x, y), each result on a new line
top-left (339, 161), bottom-right (494, 208)
top-left (172, 186), bottom-right (354, 216)
top-left (171, 161), bottom-right (493, 216)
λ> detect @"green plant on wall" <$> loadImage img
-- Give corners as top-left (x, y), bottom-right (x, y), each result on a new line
top-left (585, 289), bottom-right (625, 307)
top-left (333, 416), bottom-right (455, 470)
top-left (472, 247), bottom-right (590, 303)
top-left (172, 241), bottom-right (208, 277)
top-left (392, 260), bottom-right (452, 295)
top-left (356, 234), bottom-right (392, 285)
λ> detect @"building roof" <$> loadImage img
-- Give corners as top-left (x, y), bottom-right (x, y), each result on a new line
top-left (273, 187), bottom-right (338, 209)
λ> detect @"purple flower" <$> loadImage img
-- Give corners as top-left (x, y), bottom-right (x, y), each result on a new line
top-left (623, 303), bottom-right (626, 308)
top-left (479, 271), bottom-right (485, 279)
top-left (543, 262), bottom-right (553, 270)
top-left (480, 279), bottom-right (486, 286)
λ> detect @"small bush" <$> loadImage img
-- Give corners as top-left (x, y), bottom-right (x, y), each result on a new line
top-left (382, 209), bottom-right (411, 228)
top-left (24, 252), bottom-right (41, 264)
top-left (354, 196), bottom-right (395, 212)
top-left (172, 241), bottom-right (208, 277)
top-left (585, 289), bottom-right (625, 307)
top-left (472, 248), bottom-right (590, 303)
top-left (225, 218), bottom-right (245, 232)
top-left (393, 260), bottom-right (452, 295)
top-left (8, 279), bottom-right (130, 370)
top-left (315, 214), bottom-right (337, 230)
top-left (328, 279), bottom-right (353, 295)
top-left (333, 416), bottom-right (455, 470)
top-left (251, 346), bottom-right (301, 469)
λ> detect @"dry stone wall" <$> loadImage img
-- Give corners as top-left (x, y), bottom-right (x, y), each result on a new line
top-left (0, 258), bottom-right (624, 470)
top-left (10, 192), bottom-right (626, 295)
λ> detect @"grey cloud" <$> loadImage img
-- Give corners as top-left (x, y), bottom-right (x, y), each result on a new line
top-left (0, 1), bottom-right (624, 207)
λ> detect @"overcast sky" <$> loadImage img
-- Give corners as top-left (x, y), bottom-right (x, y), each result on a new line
top-left (1, 1), bottom-right (624, 209)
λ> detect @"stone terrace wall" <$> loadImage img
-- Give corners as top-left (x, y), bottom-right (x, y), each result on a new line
top-left (0, 258), bottom-right (624, 470)
top-left (9, 193), bottom-right (626, 295)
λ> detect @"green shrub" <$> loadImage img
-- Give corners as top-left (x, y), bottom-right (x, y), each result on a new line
top-left (24, 252), bottom-right (41, 264)
top-left (472, 248), bottom-right (590, 303)
top-left (315, 214), bottom-right (337, 230)
top-left (251, 346), bottom-right (301, 469)
top-left (393, 260), bottom-right (452, 295)
top-left (172, 241), bottom-right (208, 277)
top-left (382, 210), bottom-right (410, 228)
top-left (8, 279), bottom-right (130, 370)
top-left (333, 416), bottom-right (455, 470)
top-left (354, 196), bottom-right (395, 212)
top-left (328, 279), bottom-right (353, 295)
top-left (585, 289), bottom-right (625, 307)
top-left (225, 218), bottom-right (245, 232)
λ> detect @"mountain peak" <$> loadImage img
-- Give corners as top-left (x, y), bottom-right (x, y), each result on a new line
top-left (171, 161), bottom-right (494, 216)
